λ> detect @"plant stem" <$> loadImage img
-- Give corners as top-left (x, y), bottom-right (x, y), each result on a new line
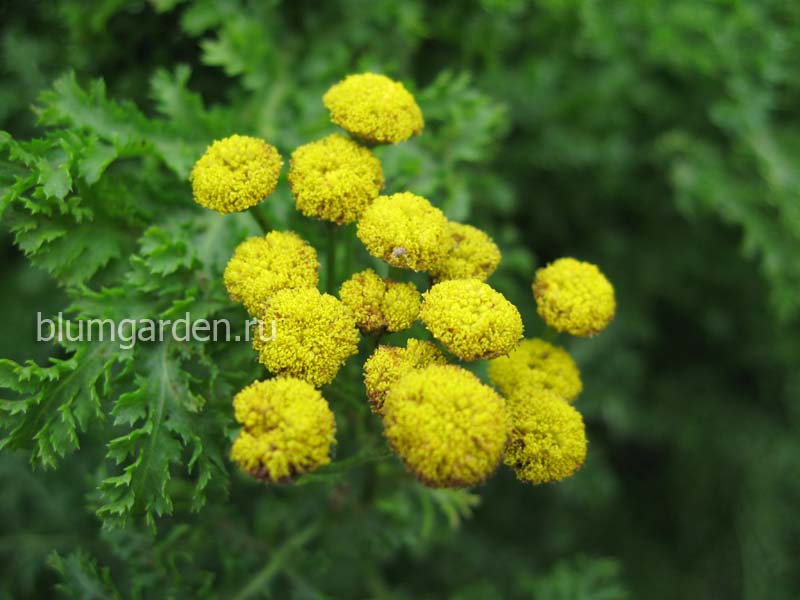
top-left (326, 222), bottom-right (337, 293)
top-left (249, 205), bottom-right (271, 234)
top-left (343, 224), bottom-right (354, 276)
top-left (388, 266), bottom-right (405, 282)
top-left (233, 522), bottom-right (321, 600)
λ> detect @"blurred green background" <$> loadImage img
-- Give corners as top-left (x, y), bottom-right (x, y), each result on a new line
top-left (1, 1), bottom-right (799, 598)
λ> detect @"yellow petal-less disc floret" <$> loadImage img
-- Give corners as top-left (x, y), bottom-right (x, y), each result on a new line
top-left (357, 192), bottom-right (451, 271)
top-left (230, 378), bottom-right (336, 482)
top-left (323, 73), bottom-right (424, 145)
top-left (431, 222), bottom-right (501, 282)
top-left (504, 388), bottom-right (587, 484)
top-left (488, 338), bottom-right (583, 403)
top-left (288, 134), bottom-right (384, 224)
top-left (190, 134), bottom-right (282, 213)
top-left (363, 339), bottom-right (447, 413)
top-left (339, 269), bottom-right (420, 333)
top-left (533, 258), bottom-right (616, 337)
top-left (252, 288), bottom-right (360, 387)
top-left (224, 231), bottom-right (319, 316)
top-left (382, 365), bottom-right (508, 487)
top-left (420, 279), bottom-right (523, 360)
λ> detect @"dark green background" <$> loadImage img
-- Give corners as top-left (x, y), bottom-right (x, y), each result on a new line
top-left (1, 1), bottom-right (798, 598)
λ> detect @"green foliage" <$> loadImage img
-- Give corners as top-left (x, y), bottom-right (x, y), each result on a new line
top-left (519, 557), bottom-right (629, 600)
top-left (49, 550), bottom-right (120, 600)
top-left (0, 340), bottom-right (117, 468)
top-left (1, 0), bottom-right (799, 598)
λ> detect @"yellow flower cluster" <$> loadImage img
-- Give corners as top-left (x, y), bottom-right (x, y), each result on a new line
top-left (252, 288), bottom-right (360, 387)
top-left (230, 378), bottom-right (336, 482)
top-left (190, 135), bottom-right (282, 213)
top-left (420, 279), bottom-right (523, 360)
top-left (503, 389), bottom-right (587, 484)
top-left (288, 133), bottom-right (384, 224)
top-left (431, 222), bottom-right (501, 282)
top-left (323, 73), bottom-right (424, 144)
top-left (223, 231), bottom-right (319, 316)
top-left (488, 338), bottom-right (582, 403)
top-left (339, 269), bottom-right (420, 333)
top-left (363, 339), bottom-right (446, 413)
top-left (533, 257), bottom-right (616, 337)
top-left (192, 72), bottom-right (613, 491)
top-left (382, 365), bottom-right (508, 487)
top-left (357, 192), bottom-right (451, 271)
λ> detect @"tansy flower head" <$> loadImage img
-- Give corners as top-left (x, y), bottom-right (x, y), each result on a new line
top-left (323, 73), bottom-right (424, 145)
top-left (504, 388), bottom-right (587, 484)
top-left (230, 378), bottom-right (336, 482)
top-left (224, 231), bottom-right (319, 316)
top-left (288, 134), bottom-right (384, 224)
top-left (382, 365), bottom-right (508, 487)
top-left (190, 134), bottom-right (282, 213)
top-left (431, 222), bottom-right (501, 282)
top-left (357, 192), bottom-right (450, 271)
top-left (363, 339), bottom-right (446, 413)
top-left (420, 279), bottom-right (523, 360)
top-left (533, 258), bottom-right (615, 337)
top-left (252, 288), bottom-right (360, 387)
top-left (488, 338), bottom-right (582, 403)
top-left (339, 269), bottom-right (420, 334)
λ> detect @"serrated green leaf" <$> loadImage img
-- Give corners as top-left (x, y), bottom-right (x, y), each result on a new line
top-left (0, 340), bottom-right (120, 468)
top-left (79, 138), bottom-right (117, 185)
top-left (97, 342), bottom-right (228, 529)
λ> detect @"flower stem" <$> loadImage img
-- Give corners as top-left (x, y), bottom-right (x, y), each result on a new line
top-left (233, 521), bottom-right (321, 600)
top-left (326, 222), bottom-right (337, 293)
top-left (388, 266), bottom-right (405, 282)
top-left (249, 205), bottom-right (271, 234)
top-left (343, 224), bottom-right (354, 276)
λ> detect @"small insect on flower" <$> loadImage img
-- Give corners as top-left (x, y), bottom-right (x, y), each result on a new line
top-left (339, 269), bottom-right (420, 334)
top-left (230, 378), bottom-right (336, 482)
top-left (431, 222), bottom-right (501, 282)
top-left (323, 73), bottom-right (424, 145)
top-left (420, 279), bottom-right (523, 360)
top-left (252, 288), bottom-right (360, 387)
top-left (363, 339), bottom-right (446, 413)
top-left (224, 231), bottom-right (319, 316)
top-left (357, 192), bottom-right (451, 271)
top-left (288, 134), bottom-right (384, 224)
top-left (488, 338), bottom-right (583, 403)
top-left (504, 388), bottom-right (587, 485)
top-left (382, 365), bottom-right (508, 488)
top-left (533, 257), bottom-right (616, 337)
top-left (190, 134), bottom-right (282, 213)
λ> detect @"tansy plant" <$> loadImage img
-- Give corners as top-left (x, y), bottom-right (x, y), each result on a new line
top-left (0, 67), bottom-right (613, 532)
top-left (192, 72), bottom-right (617, 489)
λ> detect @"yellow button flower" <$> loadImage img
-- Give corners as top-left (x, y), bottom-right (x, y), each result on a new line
top-left (288, 134), bottom-right (384, 224)
top-left (339, 268), bottom-right (420, 333)
top-left (420, 279), bottom-right (523, 360)
top-left (533, 257), bottom-right (616, 337)
top-left (252, 288), bottom-right (360, 387)
top-left (363, 339), bottom-right (446, 413)
top-left (382, 365), bottom-right (508, 487)
top-left (224, 231), bottom-right (319, 316)
top-left (488, 338), bottom-right (582, 403)
top-left (504, 388), bottom-right (587, 484)
top-left (230, 378), bottom-right (336, 482)
top-left (323, 73), bottom-right (424, 144)
top-left (431, 222), bottom-right (501, 282)
top-left (190, 134), bottom-right (282, 213)
top-left (357, 192), bottom-right (451, 271)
